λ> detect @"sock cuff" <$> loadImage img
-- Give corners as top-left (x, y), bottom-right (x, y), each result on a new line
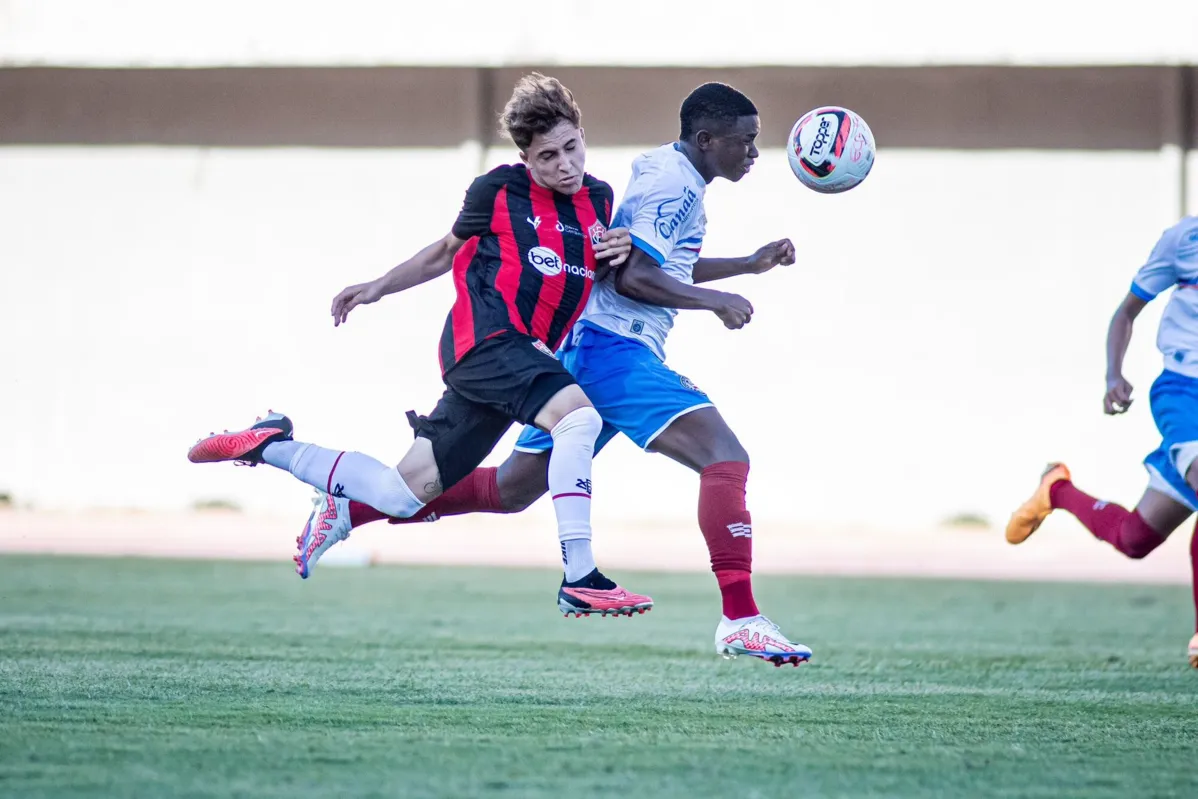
top-left (1129, 510), bottom-right (1166, 540)
top-left (701, 460), bottom-right (750, 482)
top-left (715, 568), bottom-right (752, 586)
top-left (476, 467), bottom-right (502, 510)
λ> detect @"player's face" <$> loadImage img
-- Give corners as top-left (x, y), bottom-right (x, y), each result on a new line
top-left (522, 121), bottom-right (587, 195)
top-left (710, 115), bottom-right (760, 183)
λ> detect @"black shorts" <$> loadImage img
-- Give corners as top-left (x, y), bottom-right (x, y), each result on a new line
top-left (406, 331), bottom-right (576, 489)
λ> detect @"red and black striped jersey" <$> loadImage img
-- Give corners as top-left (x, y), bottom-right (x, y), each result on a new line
top-left (439, 165), bottom-right (613, 373)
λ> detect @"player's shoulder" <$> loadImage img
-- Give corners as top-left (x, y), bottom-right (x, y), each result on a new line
top-left (1154, 215), bottom-right (1198, 262)
top-left (581, 173), bottom-right (614, 198)
top-left (1175, 216), bottom-right (1198, 259)
top-left (630, 144), bottom-right (703, 191)
top-left (468, 164), bottom-right (527, 192)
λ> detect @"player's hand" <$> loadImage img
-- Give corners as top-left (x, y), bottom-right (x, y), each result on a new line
top-left (712, 292), bottom-right (754, 329)
top-left (331, 281), bottom-right (384, 327)
top-left (747, 239), bottom-right (796, 274)
top-left (594, 227), bottom-right (632, 266)
top-left (1104, 375), bottom-right (1134, 415)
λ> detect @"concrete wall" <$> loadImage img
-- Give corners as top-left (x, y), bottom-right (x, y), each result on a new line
top-left (3, 143), bottom-right (1196, 535)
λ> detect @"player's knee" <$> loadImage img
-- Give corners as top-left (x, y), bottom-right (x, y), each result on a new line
top-left (377, 465), bottom-right (430, 518)
top-left (551, 405), bottom-right (603, 441)
top-left (704, 434), bottom-right (749, 468)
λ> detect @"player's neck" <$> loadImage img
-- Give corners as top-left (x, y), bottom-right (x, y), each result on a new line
top-left (676, 140), bottom-right (715, 184)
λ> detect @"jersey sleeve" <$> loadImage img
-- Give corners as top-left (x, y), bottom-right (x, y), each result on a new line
top-left (623, 168), bottom-right (698, 266)
top-left (451, 171), bottom-right (504, 240)
top-left (1131, 224), bottom-right (1184, 301)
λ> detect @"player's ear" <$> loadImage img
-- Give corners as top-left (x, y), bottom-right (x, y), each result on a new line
top-left (694, 129), bottom-right (713, 151)
top-left (578, 127), bottom-right (586, 142)
top-left (517, 148), bottom-right (529, 166)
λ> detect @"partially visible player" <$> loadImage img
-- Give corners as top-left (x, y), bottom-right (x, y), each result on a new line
top-left (187, 73), bottom-right (654, 618)
top-left (1006, 215), bottom-right (1198, 669)
top-left (320, 83), bottom-right (812, 666)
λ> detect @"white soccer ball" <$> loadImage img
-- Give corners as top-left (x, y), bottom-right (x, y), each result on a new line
top-left (787, 107), bottom-right (875, 194)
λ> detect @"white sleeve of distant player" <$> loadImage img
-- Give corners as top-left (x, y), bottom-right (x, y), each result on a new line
top-left (625, 170), bottom-right (690, 266)
top-left (1130, 225), bottom-right (1182, 301)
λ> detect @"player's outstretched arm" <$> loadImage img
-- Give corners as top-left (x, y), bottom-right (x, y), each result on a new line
top-left (692, 239), bottom-right (795, 284)
top-left (1104, 292), bottom-right (1148, 415)
top-left (330, 233), bottom-right (465, 326)
top-left (615, 248), bottom-right (755, 330)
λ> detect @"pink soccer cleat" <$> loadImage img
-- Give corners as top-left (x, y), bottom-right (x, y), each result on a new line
top-left (557, 569), bottom-right (653, 618)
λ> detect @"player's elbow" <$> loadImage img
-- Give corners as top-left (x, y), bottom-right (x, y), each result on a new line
top-left (615, 265), bottom-right (655, 301)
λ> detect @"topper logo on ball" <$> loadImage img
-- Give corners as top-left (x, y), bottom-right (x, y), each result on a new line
top-left (809, 117), bottom-right (833, 159)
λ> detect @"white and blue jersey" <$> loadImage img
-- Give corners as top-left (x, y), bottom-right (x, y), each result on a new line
top-left (1131, 217), bottom-right (1198, 508)
top-left (581, 143), bottom-right (708, 360)
top-left (1130, 216), bottom-right (1198, 377)
top-left (515, 143), bottom-right (715, 453)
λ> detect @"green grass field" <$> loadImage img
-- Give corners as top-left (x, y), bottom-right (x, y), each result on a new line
top-left (1, 555), bottom-right (1195, 798)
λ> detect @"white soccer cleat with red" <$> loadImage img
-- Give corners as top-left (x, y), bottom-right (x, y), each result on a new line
top-left (715, 615), bottom-right (812, 667)
top-left (294, 490), bottom-right (352, 579)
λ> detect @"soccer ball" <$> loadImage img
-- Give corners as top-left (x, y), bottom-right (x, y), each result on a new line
top-left (787, 107), bottom-right (875, 194)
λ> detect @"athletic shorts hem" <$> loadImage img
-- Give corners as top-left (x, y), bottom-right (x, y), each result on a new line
top-left (1145, 462), bottom-right (1198, 512)
top-left (642, 402), bottom-right (715, 449)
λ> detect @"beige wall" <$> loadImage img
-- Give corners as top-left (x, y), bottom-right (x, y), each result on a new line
top-left (3, 144), bottom-right (1196, 534)
top-left (3, 66), bottom-right (1196, 150)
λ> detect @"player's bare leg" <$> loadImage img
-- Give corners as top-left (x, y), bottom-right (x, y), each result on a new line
top-left (1008, 464), bottom-right (1198, 667)
top-left (650, 406), bottom-right (811, 666)
top-left (348, 452), bottom-right (548, 528)
top-left (1184, 467), bottom-right (1198, 668)
top-left (1010, 467), bottom-right (1187, 557)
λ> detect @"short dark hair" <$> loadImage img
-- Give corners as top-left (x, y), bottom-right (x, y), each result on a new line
top-left (499, 73), bottom-right (583, 151)
top-left (679, 83), bottom-right (758, 139)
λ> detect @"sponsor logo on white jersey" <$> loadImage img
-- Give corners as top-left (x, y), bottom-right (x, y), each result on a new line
top-left (653, 187), bottom-right (699, 241)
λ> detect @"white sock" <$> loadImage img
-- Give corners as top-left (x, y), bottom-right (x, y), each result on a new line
top-left (548, 407), bottom-right (601, 582)
top-left (561, 539), bottom-right (596, 583)
top-left (260, 442), bottom-right (425, 519)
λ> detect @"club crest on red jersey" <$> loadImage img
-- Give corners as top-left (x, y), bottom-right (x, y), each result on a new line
top-left (588, 221), bottom-right (607, 245)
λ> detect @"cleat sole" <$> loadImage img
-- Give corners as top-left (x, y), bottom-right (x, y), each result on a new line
top-left (722, 649), bottom-right (811, 666)
top-left (558, 602), bottom-right (653, 618)
top-left (188, 427), bottom-right (284, 463)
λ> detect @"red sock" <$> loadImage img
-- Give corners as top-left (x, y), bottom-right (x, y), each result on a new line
top-left (1191, 521), bottom-right (1198, 633)
top-left (1049, 481), bottom-right (1165, 559)
top-left (699, 461), bottom-right (759, 620)
top-left (347, 467), bottom-right (504, 528)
